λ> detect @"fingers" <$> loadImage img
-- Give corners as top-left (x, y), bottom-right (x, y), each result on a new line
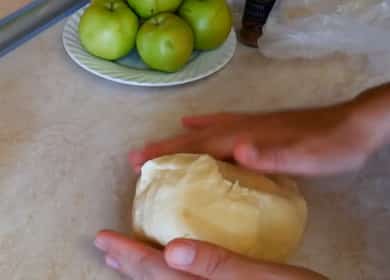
top-left (129, 134), bottom-right (194, 172)
top-left (129, 112), bottom-right (250, 172)
top-left (131, 136), bottom-right (366, 176)
top-left (129, 133), bottom-right (238, 173)
top-left (182, 113), bottom-right (247, 129)
top-left (164, 239), bottom-right (328, 280)
top-left (95, 230), bottom-right (199, 280)
top-left (128, 151), bottom-right (145, 174)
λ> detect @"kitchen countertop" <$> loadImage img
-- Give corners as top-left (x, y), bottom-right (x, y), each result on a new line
top-left (0, 17), bottom-right (389, 280)
top-left (0, 0), bottom-right (32, 18)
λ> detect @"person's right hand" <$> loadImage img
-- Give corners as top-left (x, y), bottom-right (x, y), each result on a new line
top-left (129, 104), bottom-right (380, 175)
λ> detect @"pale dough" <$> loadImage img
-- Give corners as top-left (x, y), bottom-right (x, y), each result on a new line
top-left (132, 154), bottom-right (307, 262)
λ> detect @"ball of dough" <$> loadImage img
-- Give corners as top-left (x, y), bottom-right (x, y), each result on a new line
top-left (132, 154), bottom-right (307, 262)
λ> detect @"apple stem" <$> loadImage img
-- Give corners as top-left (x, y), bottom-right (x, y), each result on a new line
top-left (105, 1), bottom-right (115, 11)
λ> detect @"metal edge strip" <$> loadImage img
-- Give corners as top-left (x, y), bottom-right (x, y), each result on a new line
top-left (0, 0), bottom-right (89, 58)
top-left (0, 0), bottom-right (45, 26)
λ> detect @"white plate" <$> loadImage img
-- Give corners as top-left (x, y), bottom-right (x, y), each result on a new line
top-left (62, 7), bottom-right (237, 87)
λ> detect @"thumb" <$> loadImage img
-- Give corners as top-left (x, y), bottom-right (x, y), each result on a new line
top-left (164, 239), bottom-right (328, 280)
top-left (165, 239), bottom-right (254, 280)
top-left (234, 141), bottom-right (294, 174)
top-left (233, 140), bottom-right (320, 175)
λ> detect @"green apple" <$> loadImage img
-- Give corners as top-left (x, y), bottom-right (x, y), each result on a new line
top-left (136, 13), bottom-right (194, 72)
top-left (79, 0), bottom-right (139, 60)
top-left (127, 0), bottom-right (183, 19)
top-left (179, 0), bottom-right (232, 50)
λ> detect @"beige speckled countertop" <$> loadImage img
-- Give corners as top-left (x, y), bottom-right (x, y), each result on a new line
top-left (0, 0), bottom-right (32, 17)
top-left (0, 15), bottom-right (389, 280)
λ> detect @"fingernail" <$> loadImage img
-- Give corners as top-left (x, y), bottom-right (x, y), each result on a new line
top-left (94, 238), bottom-right (107, 251)
top-left (105, 255), bottom-right (120, 270)
top-left (166, 241), bottom-right (196, 266)
top-left (134, 165), bottom-right (142, 174)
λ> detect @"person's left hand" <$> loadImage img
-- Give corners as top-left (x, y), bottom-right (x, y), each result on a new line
top-left (94, 230), bottom-right (328, 280)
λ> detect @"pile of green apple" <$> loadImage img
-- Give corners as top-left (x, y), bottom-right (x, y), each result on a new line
top-left (78, 0), bottom-right (232, 72)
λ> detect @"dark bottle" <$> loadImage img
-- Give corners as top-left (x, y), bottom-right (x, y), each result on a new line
top-left (239, 0), bottom-right (276, 47)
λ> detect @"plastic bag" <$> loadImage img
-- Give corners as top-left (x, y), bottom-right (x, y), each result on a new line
top-left (259, 0), bottom-right (390, 58)
top-left (258, 0), bottom-right (390, 91)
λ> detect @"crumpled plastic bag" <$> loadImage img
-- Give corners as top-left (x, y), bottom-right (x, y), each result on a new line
top-left (258, 0), bottom-right (390, 91)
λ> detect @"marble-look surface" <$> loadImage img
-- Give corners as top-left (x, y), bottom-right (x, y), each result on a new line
top-left (0, 19), bottom-right (389, 280)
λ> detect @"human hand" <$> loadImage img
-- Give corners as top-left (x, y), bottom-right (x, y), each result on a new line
top-left (94, 230), bottom-right (328, 280)
top-left (129, 105), bottom-right (379, 176)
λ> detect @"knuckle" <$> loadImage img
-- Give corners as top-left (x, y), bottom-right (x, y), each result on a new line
top-left (216, 112), bottom-right (230, 118)
top-left (133, 253), bottom-right (155, 280)
top-left (352, 154), bottom-right (369, 169)
top-left (267, 149), bottom-right (286, 168)
top-left (137, 251), bottom-right (154, 269)
top-left (204, 249), bottom-right (231, 277)
top-left (217, 112), bottom-right (242, 122)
